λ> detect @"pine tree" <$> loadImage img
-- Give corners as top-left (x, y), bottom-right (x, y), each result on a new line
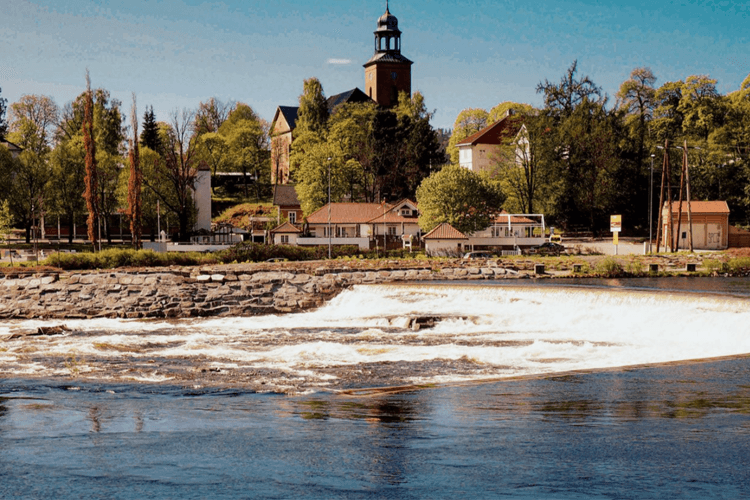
top-left (140, 106), bottom-right (161, 151)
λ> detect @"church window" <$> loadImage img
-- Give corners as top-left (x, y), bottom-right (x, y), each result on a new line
top-left (391, 71), bottom-right (397, 80)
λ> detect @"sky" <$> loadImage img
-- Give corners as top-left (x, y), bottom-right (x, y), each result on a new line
top-left (1, 0), bottom-right (749, 131)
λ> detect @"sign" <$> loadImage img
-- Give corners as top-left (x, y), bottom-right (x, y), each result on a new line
top-left (613, 232), bottom-right (619, 245)
top-left (610, 215), bottom-right (622, 233)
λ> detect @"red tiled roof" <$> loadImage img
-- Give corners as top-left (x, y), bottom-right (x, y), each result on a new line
top-left (423, 222), bottom-right (468, 240)
top-left (667, 201), bottom-right (729, 214)
top-left (270, 221), bottom-right (301, 234)
top-left (306, 202), bottom-right (389, 224)
top-left (494, 210), bottom-right (537, 224)
top-left (456, 114), bottom-right (524, 147)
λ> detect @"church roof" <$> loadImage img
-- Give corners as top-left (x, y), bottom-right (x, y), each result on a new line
top-left (326, 88), bottom-right (374, 112)
top-left (364, 52), bottom-right (413, 66)
top-left (277, 106), bottom-right (299, 131)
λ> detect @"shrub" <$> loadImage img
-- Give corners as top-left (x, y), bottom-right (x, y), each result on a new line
top-left (594, 257), bottom-right (623, 277)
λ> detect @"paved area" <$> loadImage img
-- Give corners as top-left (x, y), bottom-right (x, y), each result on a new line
top-left (564, 238), bottom-right (647, 256)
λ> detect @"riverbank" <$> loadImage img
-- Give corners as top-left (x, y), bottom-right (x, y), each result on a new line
top-left (0, 252), bottom-right (740, 320)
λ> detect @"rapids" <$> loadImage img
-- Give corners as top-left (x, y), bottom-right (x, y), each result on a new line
top-left (2, 280), bottom-right (749, 393)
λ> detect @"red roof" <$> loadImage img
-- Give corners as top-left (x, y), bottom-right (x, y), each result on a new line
top-left (666, 201), bottom-right (729, 214)
top-left (423, 223), bottom-right (468, 240)
top-left (306, 201), bottom-right (419, 224)
top-left (306, 202), bottom-right (388, 224)
top-left (494, 210), bottom-right (538, 224)
top-left (456, 114), bottom-right (524, 147)
top-left (270, 221), bottom-right (302, 234)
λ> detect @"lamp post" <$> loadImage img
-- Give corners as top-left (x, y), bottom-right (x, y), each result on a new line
top-left (327, 157), bottom-right (332, 260)
top-left (649, 154), bottom-right (655, 253)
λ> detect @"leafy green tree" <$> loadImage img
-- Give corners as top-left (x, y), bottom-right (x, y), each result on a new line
top-left (221, 105), bottom-right (269, 200)
top-left (327, 101), bottom-right (379, 202)
top-left (490, 113), bottom-right (556, 215)
top-left (416, 164), bottom-right (505, 234)
top-left (6, 94), bottom-right (58, 242)
top-left (0, 199), bottom-right (12, 246)
top-left (534, 63), bottom-right (625, 232)
top-left (295, 78), bottom-right (328, 138)
top-left (487, 101), bottom-right (535, 124)
top-left (294, 141), bottom-right (346, 216)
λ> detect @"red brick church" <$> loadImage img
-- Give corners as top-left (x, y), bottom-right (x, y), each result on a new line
top-left (270, 3), bottom-right (413, 185)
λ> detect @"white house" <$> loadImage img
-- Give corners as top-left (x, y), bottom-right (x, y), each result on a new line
top-left (457, 111), bottom-right (524, 174)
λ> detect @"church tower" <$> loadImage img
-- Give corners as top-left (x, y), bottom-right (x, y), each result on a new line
top-left (364, 2), bottom-right (413, 108)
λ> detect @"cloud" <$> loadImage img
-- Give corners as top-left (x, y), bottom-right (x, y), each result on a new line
top-left (327, 58), bottom-right (352, 65)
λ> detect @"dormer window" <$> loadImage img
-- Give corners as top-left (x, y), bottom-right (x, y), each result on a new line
top-left (400, 208), bottom-right (412, 216)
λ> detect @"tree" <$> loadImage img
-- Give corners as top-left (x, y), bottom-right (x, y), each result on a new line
top-left (446, 108), bottom-right (488, 164)
top-left (617, 67), bottom-right (657, 162)
top-left (0, 86), bottom-right (7, 140)
top-left (416, 164), bottom-right (505, 234)
top-left (142, 109), bottom-right (200, 240)
top-left (294, 141), bottom-right (345, 216)
top-left (0, 199), bottom-right (12, 247)
top-left (83, 73), bottom-right (100, 248)
top-left (536, 60), bottom-right (604, 114)
top-left (6, 94), bottom-right (59, 242)
top-left (533, 64), bottom-right (626, 232)
top-left (127, 93), bottom-right (142, 248)
top-left (295, 78), bottom-right (328, 138)
top-left (487, 101), bottom-right (535, 124)
top-left (140, 106), bottom-right (161, 151)
top-left (490, 113), bottom-right (555, 214)
top-left (49, 139), bottom-right (86, 243)
top-left (194, 97), bottom-right (233, 137)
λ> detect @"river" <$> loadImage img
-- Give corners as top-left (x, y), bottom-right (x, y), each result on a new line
top-left (1, 277), bottom-right (749, 498)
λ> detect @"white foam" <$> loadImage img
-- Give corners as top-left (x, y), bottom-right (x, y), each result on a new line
top-left (2, 284), bottom-right (749, 385)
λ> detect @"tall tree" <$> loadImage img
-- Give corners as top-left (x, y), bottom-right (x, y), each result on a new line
top-left (220, 104), bottom-right (269, 200)
top-left (0, 86), bottom-right (7, 140)
top-left (143, 109), bottom-right (200, 240)
top-left (295, 78), bottom-right (328, 138)
top-left (83, 72), bottom-right (100, 248)
top-left (194, 97), bottom-right (233, 137)
top-left (127, 93), bottom-right (142, 248)
top-left (6, 94), bottom-right (59, 242)
top-left (140, 106), bottom-right (161, 151)
top-left (536, 60), bottom-right (604, 114)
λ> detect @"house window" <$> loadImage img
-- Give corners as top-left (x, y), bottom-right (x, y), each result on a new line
top-left (400, 208), bottom-right (411, 216)
top-left (281, 235), bottom-right (289, 244)
top-left (388, 226), bottom-right (397, 236)
top-left (289, 211), bottom-right (296, 224)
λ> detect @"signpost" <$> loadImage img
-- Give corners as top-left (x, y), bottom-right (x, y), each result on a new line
top-left (610, 215), bottom-right (622, 255)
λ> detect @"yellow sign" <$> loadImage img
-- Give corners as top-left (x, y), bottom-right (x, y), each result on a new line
top-left (610, 214), bottom-right (622, 233)
top-left (613, 232), bottom-right (619, 245)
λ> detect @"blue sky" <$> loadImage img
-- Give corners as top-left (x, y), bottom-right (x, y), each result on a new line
top-left (1, 0), bottom-right (748, 130)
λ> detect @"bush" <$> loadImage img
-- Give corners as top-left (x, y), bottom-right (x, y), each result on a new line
top-left (44, 248), bottom-right (217, 270)
top-left (594, 257), bottom-right (623, 277)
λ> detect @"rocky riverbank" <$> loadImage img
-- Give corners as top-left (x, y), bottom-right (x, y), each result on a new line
top-left (0, 255), bottom-right (716, 320)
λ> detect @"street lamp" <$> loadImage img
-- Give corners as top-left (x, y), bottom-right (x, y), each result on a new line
top-left (327, 157), bottom-right (332, 260)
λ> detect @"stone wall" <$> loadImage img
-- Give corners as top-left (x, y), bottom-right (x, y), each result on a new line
top-left (0, 261), bottom-right (523, 320)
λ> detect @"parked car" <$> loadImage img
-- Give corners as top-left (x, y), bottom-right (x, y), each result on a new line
top-left (463, 251), bottom-right (494, 260)
top-left (528, 242), bottom-right (566, 256)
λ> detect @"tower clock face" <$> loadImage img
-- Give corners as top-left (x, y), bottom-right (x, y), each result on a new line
top-left (387, 18), bottom-right (397, 29)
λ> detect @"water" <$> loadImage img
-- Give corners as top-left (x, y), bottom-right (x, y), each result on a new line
top-left (2, 277), bottom-right (750, 498)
